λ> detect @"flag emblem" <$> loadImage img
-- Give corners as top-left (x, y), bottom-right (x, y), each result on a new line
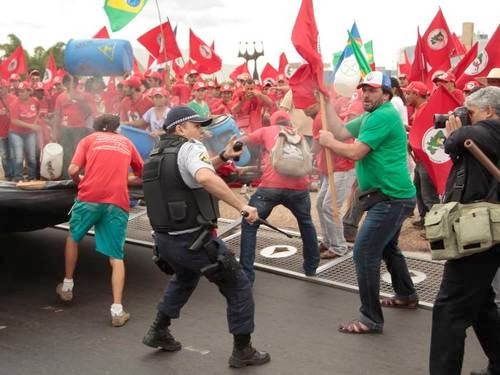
top-left (8, 59), bottom-right (18, 72)
top-left (422, 127), bottom-right (449, 164)
top-left (43, 70), bottom-right (52, 83)
top-left (464, 52), bottom-right (489, 76)
top-left (98, 43), bottom-right (116, 62)
top-left (427, 29), bottom-right (448, 50)
top-left (199, 45), bottom-right (212, 59)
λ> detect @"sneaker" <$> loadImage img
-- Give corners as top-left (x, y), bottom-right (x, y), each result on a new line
top-left (56, 283), bottom-right (73, 302)
top-left (111, 311), bottom-right (130, 327)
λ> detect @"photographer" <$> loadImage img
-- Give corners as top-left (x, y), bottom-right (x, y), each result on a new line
top-left (429, 86), bottom-right (500, 375)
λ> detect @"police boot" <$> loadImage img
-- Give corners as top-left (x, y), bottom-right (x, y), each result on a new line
top-left (228, 334), bottom-right (271, 368)
top-left (142, 311), bottom-right (181, 351)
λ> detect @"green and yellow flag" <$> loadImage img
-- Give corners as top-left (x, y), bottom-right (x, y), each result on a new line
top-left (348, 30), bottom-right (371, 77)
top-left (104, 0), bottom-right (148, 32)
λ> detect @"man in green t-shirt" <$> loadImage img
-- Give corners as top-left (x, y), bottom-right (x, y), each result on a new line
top-left (187, 82), bottom-right (211, 118)
top-left (319, 71), bottom-right (417, 334)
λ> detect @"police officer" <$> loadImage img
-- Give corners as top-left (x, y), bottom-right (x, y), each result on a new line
top-left (141, 105), bottom-right (271, 368)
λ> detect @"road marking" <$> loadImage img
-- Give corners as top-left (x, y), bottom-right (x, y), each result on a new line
top-left (184, 346), bottom-right (210, 355)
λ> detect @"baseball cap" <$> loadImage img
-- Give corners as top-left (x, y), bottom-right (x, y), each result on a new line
top-left (53, 76), bottom-right (63, 85)
top-left (123, 77), bottom-right (142, 89)
top-left (145, 71), bottom-right (161, 80)
top-left (463, 80), bottom-right (482, 93)
top-left (192, 82), bottom-right (206, 91)
top-left (30, 69), bottom-right (41, 77)
top-left (17, 81), bottom-right (31, 90)
top-left (398, 73), bottom-right (408, 79)
top-left (237, 73), bottom-right (251, 81)
top-left (263, 78), bottom-right (275, 87)
top-left (9, 73), bottom-right (20, 81)
top-left (403, 81), bottom-right (428, 96)
top-left (357, 71), bottom-right (392, 89)
top-left (163, 105), bottom-right (212, 131)
top-left (270, 110), bottom-right (291, 126)
top-left (220, 84), bottom-right (233, 92)
top-left (33, 82), bottom-right (45, 91)
top-left (149, 87), bottom-right (168, 97)
top-left (433, 71), bottom-right (456, 83)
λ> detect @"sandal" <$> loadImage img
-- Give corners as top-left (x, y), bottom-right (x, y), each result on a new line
top-left (338, 319), bottom-right (382, 335)
top-left (380, 296), bottom-right (418, 309)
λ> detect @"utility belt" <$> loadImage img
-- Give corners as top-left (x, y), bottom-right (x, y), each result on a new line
top-left (425, 201), bottom-right (500, 260)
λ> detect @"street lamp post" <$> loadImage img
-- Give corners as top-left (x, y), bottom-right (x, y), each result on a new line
top-left (238, 41), bottom-right (264, 81)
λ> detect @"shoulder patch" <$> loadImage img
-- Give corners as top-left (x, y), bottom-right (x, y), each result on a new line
top-left (199, 152), bottom-right (211, 164)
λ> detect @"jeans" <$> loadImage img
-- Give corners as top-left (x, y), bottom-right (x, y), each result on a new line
top-left (430, 245), bottom-right (500, 375)
top-left (240, 188), bottom-right (320, 283)
top-left (353, 198), bottom-right (417, 331)
top-left (414, 162), bottom-right (439, 224)
top-left (155, 231), bottom-right (255, 335)
top-left (0, 136), bottom-right (13, 179)
top-left (493, 268), bottom-right (500, 309)
top-left (316, 170), bottom-right (356, 255)
top-left (8, 132), bottom-right (37, 181)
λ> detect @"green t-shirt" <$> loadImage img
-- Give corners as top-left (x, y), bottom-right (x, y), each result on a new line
top-left (346, 101), bottom-right (415, 199)
top-left (188, 100), bottom-right (210, 118)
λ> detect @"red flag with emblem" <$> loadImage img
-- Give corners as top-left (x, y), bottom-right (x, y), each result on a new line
top-left (278, 52), bottom-right (289, 75)
top-left (137, 21), bottom-right (181, 63)
top-left (421, 9), bottom-right (453, 70)
top-left (42, 52), bottom-right (57, 84)
top-left (409, 86), bottom-right (460, 194)
top-left (291, 0), bottom-right (325, 93)
top-left (229, 62), bottom-right (250, 82)
top-left (450, 32), bottom-right (467, 57)
top-left (261, 63), bottom-right (279, 83)
top-left (455, 25), bottom-right (500, 89)
top-left (189, 29), bottom-right (222, 74)
top-left (93, 26), bottom-right (110, 39)
top-left (409, 29), bottom-right (429, 84)
top-left (1, 45), bottom-right (27, 79)
top-left (452, 42), bottom-right (478, 88)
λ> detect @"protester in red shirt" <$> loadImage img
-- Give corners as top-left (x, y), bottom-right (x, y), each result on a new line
top-left (210, 84), bottom-right (234, 115)
top-left (237, 111), bottom-right (319, 283)
top-left (119, 77), bottom-right (153, 123)
top-left (54, 74), bottom-right (96, 179)
top-left (32, 81), bottom-right (52, 147)
top-left (9, 82), bottom-right (40, 181)
top-left (433, 71), bottom-right (465, 104)
top-left (0, 79), bottom-right (15, 180)
top-left (55, 114), bottom-right (143, 327)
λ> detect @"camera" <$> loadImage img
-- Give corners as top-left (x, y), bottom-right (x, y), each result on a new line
top-left (433, 106), bottom-right (471, 128)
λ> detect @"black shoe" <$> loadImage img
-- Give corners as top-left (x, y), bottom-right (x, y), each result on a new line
top-left (470, 369), bottom-right (493, 375)
top-left (228, 344), bottom-right (271, 368)
top-left (142, 326), bottom-right (182, 351)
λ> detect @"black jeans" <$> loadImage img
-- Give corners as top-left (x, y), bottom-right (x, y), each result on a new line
top-left (430, 245), bottom-right (500, 375)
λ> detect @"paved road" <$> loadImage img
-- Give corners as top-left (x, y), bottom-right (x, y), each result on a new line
top-left (0, 228), bottom-right (487, 375)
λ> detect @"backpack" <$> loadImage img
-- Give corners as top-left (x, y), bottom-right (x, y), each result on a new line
top-left (269, 126), bottom-right (313, 177)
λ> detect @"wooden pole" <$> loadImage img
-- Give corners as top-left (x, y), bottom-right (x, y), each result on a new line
top-left (319, 93), bottom-right (340, 224)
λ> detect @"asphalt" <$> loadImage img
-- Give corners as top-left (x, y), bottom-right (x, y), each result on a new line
top-left (0, 228), bottom-right (488, 375)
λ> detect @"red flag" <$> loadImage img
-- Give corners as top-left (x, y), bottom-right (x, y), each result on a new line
top-left (288, 63), bottom-right (318, 109)
top-left (229, 62), bottom-right (250, 82)
top-left (450, 32), bottom-right (467, 57)
top-left (93, 26), bottom-right (110, 39)
top-left (452, 42), bottom-right (478, 88)
top-left (409, 86), bottom-right (460, 194)
top-left (189, 29), bottom-right (222, 74)
top-left (409, 29), bottom-right (429, 84)
top-left (291, 0), bottom-right (325, 93)
top-left (132, 57), bottom-right (141, 74)
top-left (1, 45), bottom-right (27, 79)
top-left (147, 55), bottom-right (155, 70)
top-left (399, 50), bottom-right (411, 76)
top-left (260, 63), bottom-right (279, 83)
top-left (137, 21), bottom-right (181, 63)
top-left (421, 9), bottom-right (453, 70)
top-left (43, 53), bottom-right (57, 84)
top-left (278, 52), bottom-right (288, 74)
top-left (455, 25), bottom-right (500, 88)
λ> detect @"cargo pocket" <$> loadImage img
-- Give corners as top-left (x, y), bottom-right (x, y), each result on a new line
top-left (490, 206), bottom-right (500, 243)
top-left (168, 201), bottom-right (188, 223)
top-left (454, 206), bottom-right (492, 255)
top-left (424, 203), bottom-right (459, 260)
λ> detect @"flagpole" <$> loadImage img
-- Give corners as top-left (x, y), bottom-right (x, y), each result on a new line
top-left (319, 93), bottom-right (340, 224)
top-left (153, 0), bottom-right (171, 91)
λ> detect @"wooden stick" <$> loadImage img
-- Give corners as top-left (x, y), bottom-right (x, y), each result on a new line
top-left (319, 93), bottom-right (340, 224)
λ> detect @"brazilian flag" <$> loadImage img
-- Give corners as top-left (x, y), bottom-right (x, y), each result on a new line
top-left (104, 0), bottom-right (148, 32)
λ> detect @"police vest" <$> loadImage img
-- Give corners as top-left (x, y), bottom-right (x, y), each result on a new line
top-left (143, 135), bottom-right (219, 233)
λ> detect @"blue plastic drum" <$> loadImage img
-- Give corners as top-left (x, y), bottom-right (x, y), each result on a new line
top-left (119, 125), bottom-right (155, 160)
top-left (64, 39), bottom-right (133, 76)
top-left (204, 116), bottom-right (251, 166)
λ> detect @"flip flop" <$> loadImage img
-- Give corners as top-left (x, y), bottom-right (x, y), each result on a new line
top-left (380, 296), bottom-right (419, 309)
top-left (338, 319), bottom-right (382, 335)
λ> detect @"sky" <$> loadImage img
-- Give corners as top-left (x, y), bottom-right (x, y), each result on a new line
top-left (1, 0), bottom-right (498, 75)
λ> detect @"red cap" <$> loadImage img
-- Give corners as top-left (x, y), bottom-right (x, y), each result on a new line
top-left (238, 73), bottom-right (251, 81)
top-left (33, 82), bottom-right (45, 91)
top-left (206, 80), bottom-right (215, 88)
top-left (433, 71), bottom-right (456, 83)
top-left (187, 69), bottom-right (199, 76)
top-left (463, 80), bottom-right (482, 92)
top-left (277, 74), bottom-right (288, 82)
top-left (149, 87), bottom-right (168, 97)
top-left (192, 82), bottom-right (206, 91)
top-left (17, 81), bottom-right (31, 90)
top-left (124, 77), bottom-right (142, 89)
top-left (403, 81), bottom-right (428, 96)
top-left (9, 73), bottom-right (20, 81)
top-left (270, 110), bottom-right (291, 126)
top-left (145, 71), bottom-right (161, 80)
top-left (220, 84), bottom-right (233, 92)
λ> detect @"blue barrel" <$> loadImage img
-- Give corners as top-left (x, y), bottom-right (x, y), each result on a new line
top-left (64, 39), bottom-right (133, 76)
top-left (119, 125), bottom-right (155, 160)
top-left (204, 116), bottom-right (251, 166)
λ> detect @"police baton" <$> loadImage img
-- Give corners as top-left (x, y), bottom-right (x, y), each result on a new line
top-left (241, 211), bottom-right (293, 238)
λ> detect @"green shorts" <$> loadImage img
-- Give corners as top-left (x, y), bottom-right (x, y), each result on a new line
top-left (69, 200), bottom-right (128, 260)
